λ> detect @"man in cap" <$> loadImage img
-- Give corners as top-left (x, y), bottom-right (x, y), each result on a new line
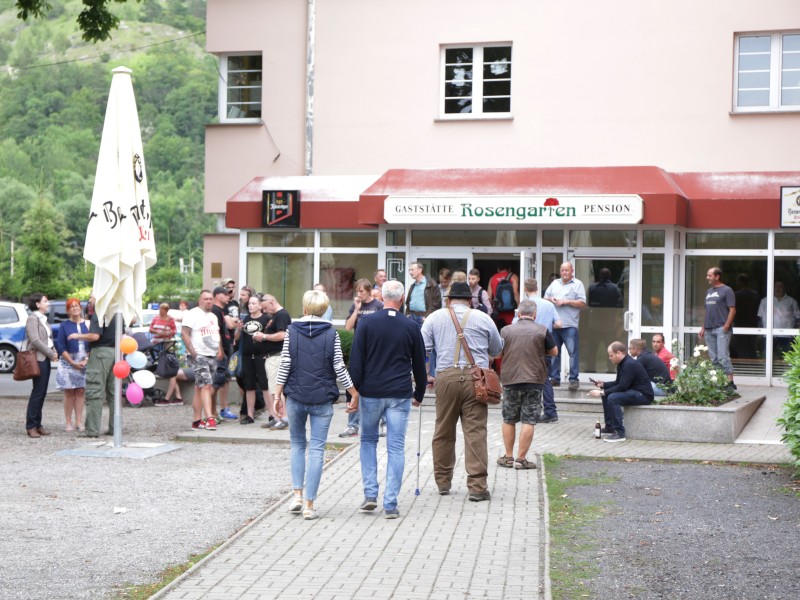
top-left (421, 281), bottom-right (503, 501)
top-left (211, 286), bottom-right (238, 420)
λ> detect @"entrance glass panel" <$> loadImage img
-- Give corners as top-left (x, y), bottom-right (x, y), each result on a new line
top-left (412, 252), bottom-right (470, 294)
top-left (574, 258), bottom-right (632, 376)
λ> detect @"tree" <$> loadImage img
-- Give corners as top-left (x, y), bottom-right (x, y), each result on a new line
top-left (15, 0), bottom-right (143, 43)
top-left (17, 195), bottom-right (73, 298)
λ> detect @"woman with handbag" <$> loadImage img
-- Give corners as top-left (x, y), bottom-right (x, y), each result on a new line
top-left (24, 293), bottom-right (58, 438)
top-left (54, 298), bottom-right (89, 431)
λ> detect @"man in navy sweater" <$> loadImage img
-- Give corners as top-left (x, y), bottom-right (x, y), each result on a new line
top-left (588, 341), bottom-right (654, 443)
top-left (349, 280), bottom-right (428, 519)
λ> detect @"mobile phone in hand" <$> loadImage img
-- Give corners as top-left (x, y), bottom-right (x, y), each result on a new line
top-left (589, 377), bottom-right (600, 385)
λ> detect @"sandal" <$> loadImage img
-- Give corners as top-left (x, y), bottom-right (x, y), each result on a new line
top-left (514, 458), bottom-right (537, 470)
top-left (497, 455), bottom-right (514, 468)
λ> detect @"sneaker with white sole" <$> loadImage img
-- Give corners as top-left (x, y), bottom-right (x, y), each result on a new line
top-left (204, 417), bottom-right (217, 431)
top-left (220, 408), bottom-right (238, 420)
top-left (289, 498), bottom-right (303, 514)
top-left (359, 497), bottom-right (378, 512)
top-left (603, 432), bottom-right (626, 443)
top-left (338, 426), bottom-right (359, 438)
top-left (384, 508), bottom-right (400, 519)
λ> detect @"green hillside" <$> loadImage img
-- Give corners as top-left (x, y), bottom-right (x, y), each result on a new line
top-left (0, 0), bottom-right (216, 302)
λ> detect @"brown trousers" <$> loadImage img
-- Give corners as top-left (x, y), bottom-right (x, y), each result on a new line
top-left (432, 368), bottom-right (489, 494)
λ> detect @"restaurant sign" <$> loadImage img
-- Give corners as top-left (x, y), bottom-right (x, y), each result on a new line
top-left (384, 194), bottom-right (643, 224)
top-left (780, 186), bottom-right (800, 228)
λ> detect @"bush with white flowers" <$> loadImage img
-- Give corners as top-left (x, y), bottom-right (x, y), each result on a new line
top-left (662, 341), bottom-right (734, 406)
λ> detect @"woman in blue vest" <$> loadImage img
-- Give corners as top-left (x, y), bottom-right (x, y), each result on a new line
top-left (273, 289), bottom-right (358, 520)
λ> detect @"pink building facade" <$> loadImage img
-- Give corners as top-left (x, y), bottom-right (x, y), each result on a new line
top-left (204, 0), bottom-right (800, 385)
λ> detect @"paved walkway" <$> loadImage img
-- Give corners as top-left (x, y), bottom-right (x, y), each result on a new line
top-left (154, 385), bottom-right (792, 600)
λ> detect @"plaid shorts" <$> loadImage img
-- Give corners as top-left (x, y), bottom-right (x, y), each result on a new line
top-left (501, 384), bottom-right (543, 425)
top-left (189, 355), bottom-right (218, 388)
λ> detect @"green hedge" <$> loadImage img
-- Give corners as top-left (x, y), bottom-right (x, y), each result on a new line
top-left (777, 336), bottom-right (800, 476)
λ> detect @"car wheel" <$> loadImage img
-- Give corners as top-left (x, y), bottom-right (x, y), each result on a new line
top-left (0, 346), bottom-right (17, 373)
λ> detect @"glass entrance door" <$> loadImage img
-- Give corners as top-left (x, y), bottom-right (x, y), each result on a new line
top-left (413, 252), bottom-right (471, 293)
top-left (574, 257), bottom-right (637, 376)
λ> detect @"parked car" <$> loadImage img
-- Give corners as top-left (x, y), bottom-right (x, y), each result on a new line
top-left (129, 309), bottom-right (160, 339)
top-left (0, 301), bottom-right (29, 373)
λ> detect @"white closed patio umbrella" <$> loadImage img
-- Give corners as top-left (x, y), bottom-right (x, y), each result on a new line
top-left (83, 66), bottom-right (157, 449)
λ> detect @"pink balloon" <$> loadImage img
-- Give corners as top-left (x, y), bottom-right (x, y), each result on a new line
top-left (126, 382), bottom-right (144, 405)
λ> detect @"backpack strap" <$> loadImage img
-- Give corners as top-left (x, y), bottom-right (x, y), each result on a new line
top-left (449, 308), bottom-right (476, 367)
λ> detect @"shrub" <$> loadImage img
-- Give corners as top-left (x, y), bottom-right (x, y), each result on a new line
top-left (662, 341), bottom-right (733, 406)
top-left (337, 327), bottom-right (354, 366)
top-left (777, 336), bottom-right (800, 476)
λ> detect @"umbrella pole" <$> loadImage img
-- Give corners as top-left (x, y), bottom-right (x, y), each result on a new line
top-left (113, 312), bottom-right (123, 448)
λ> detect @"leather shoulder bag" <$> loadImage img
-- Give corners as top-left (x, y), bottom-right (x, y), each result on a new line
top-left (448, 308), bottom-right (502, 405)
top-left (13, 340), bottom-right (41, 382)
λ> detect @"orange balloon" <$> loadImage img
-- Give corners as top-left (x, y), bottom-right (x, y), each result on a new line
top-left (120, 335), bottom-right (138, 355)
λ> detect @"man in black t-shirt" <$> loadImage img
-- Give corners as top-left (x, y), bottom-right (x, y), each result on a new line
top-left (82, 313), bottom-right (120, 438)
top-left (211, 287), bottom-right (238, 420)
top-left (259, 294), bottom-right (292, 429)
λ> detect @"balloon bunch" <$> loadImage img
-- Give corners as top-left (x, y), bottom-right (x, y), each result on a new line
top-left (112, 335), bottom-right (156, 405)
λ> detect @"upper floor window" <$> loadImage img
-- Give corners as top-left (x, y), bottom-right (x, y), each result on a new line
top-left (219, 54), bottom-right (262, 122)
top-left (440, 44), bottom-right (512, 118)
top-left (734, 32), bottom-right (800, 112)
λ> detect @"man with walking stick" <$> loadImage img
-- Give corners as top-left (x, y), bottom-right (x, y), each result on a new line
top-left (349, 280), bottom-right (428, 519)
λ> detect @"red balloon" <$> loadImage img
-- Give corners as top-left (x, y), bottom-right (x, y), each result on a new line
top-left (113, 360), bottom-right (131, 379)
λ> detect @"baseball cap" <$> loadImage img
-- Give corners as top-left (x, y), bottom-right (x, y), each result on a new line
top-left (213, 286), bottom-right (228, 297)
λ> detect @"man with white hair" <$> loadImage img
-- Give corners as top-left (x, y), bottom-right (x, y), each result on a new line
top-left (349, 280), bottom-right (428, 519)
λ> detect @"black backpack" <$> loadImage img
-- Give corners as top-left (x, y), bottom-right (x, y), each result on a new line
top-left (474, 286), bottom-right (489, 314)
top-left (493, 273), bottom-right (517, 313)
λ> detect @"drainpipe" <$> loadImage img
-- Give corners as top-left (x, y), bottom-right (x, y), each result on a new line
top-left (305, 0), bottom-right (316, 176)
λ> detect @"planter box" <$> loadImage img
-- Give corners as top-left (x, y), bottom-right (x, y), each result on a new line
top-left (625, 395), bottom-right (766, 444)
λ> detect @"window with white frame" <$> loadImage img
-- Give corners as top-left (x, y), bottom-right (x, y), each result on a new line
top-left (219, 54), bottom-right (262, 121)
top-left (441, 44), bottom-right (512, 117)
top-left (734, 32), bottom-right (800, 112)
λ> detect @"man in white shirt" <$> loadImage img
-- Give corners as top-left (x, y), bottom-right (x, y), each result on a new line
top-left (758, 280), bottom-right (800, 356)
top-left (182, 290), bottom-right (223, 430)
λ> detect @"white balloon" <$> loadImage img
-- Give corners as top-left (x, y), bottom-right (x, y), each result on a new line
top-left (132, 369), bottom-right (156, 389)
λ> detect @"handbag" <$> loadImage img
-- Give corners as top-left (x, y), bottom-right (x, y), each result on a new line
top-left (227, 345), bottom-right (243, 378)
top-left (448, 308), bottom-right (502, 405)
top-left (155, 351), bottom-right (180, 379)
top-left (13, 343), bottom-right (41, 381)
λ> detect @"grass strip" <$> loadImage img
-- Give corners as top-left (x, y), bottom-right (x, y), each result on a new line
top-left (543, 454), bottom-right (617, 600)
top-left (115, 546), bottom-right (218, 599)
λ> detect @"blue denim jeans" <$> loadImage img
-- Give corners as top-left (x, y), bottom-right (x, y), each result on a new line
top-left (286, 399), bottom-right (334, 501)
top-left (549, 327), bottom-right (579, 383)
top-left (542, 356), bottom-right (557, 418)
top-left (602, 390), bottom-right (652, 437)
top-left (704, 327), bottom-right (733, 376)
top-left (359, 396), bottom-right (412, 511)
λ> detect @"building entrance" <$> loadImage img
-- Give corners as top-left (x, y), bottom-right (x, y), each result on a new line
top-left (574, 257), bottom-right (636, 377)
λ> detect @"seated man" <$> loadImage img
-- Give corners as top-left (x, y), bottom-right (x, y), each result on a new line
top-left (588, 341), bottom-right (654, 443)
top-left (628, 338), bottom-right (671, 396)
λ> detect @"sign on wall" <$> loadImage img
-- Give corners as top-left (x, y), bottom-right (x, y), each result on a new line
top-left (780, 186), bottom-right (800, 228)
top-left (262, 190), bottom-right (300, 227)
top-left (383, 194), bottom-right (643, 225)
